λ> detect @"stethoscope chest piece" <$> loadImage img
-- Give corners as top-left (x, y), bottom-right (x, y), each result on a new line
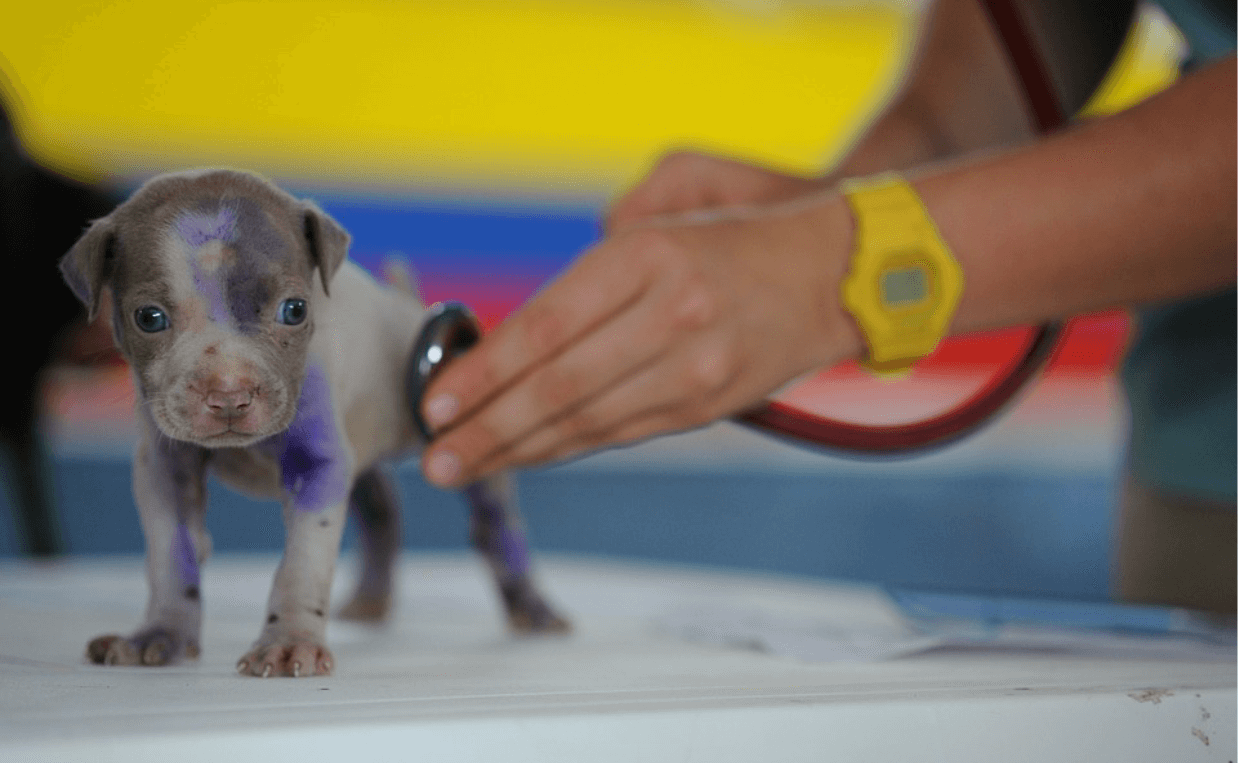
top-left (406, 301), bottom-right (482, 442)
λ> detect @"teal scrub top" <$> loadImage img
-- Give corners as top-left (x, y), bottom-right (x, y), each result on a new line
top-left (1120, 0), bottom-right (1235, 501)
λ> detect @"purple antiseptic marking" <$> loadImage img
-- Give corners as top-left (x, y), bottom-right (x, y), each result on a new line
top-left (280, 362), bottom-right (349, 513)
top-left (465, 483), bottom-right (530, 577)
top-left (175, 208), bottom-right (238, 247)
top-left (173, 523), bottom-right (200, 587)
top-left (176, 208), bottom-right (239, 325)
top-left (193, 261), bottom-right (231, 325)
top-left (497, 525), bottom-right (531, 577)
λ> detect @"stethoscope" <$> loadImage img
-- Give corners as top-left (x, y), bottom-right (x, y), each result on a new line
top-left (408, 0), bottom-right (1135, 454)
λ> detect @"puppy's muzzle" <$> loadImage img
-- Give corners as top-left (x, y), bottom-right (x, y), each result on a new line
top-left (203, 385), bottom-right (255, 420)
top-left (178, 363), bottom-right (279, 444)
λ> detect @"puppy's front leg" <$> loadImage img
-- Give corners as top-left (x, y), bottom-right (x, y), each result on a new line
top-left (237, 365), bottom-right (352, 678)
top-left (88, 415), bottom-right (211, 666)
top-left (236, 496), bottom-right (349, 678)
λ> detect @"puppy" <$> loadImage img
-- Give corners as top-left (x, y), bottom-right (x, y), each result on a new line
top-left (59, 169), bottom-right (568, 677)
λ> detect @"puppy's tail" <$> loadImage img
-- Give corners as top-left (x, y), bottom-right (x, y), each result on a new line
top-left (379, 253), bottom-right (422, 301)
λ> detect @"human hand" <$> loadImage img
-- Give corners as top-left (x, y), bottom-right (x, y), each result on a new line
top-left (605, 150), bottom-right (829, 231)
top-left (417, 179), bottom-right (861, 488)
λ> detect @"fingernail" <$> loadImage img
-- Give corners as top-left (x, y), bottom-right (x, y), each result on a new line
top-left (425, 394), bottom-right (458, 428)
top-left (426, 450), bottom-right (461, 486)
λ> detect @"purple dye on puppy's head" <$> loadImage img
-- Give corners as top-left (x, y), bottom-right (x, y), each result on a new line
top-left (175, 207), bottom-right (238, 248)
top-left (172, 200), bottom-right (301, 331)
top-left (175, 206), bottom-right (240, 324)
top-left (192, 261), bottom-right (232, 325)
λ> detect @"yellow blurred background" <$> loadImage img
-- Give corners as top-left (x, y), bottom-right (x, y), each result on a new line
top-left (1, 0), bottom-right (1183, 196)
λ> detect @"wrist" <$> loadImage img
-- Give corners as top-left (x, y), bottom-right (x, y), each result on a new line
top-left (789, 191), bottom-right (866, 368)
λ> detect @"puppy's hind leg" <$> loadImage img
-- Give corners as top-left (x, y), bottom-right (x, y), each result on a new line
top-left (466, 472), bottom-right (569, 634)
top-left (337, 465), bottom-right (402, 622)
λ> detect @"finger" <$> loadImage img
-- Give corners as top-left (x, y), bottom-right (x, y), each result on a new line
top-left (422, 261), bottom-right (713, 485)
top-left (419, 236), bottom-right (655, 436)
top-left (538, 405), bottom-right (713, 469)
top-left (469, 329), bottom-right (744, 476)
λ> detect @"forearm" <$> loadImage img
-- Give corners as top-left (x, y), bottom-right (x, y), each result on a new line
top-left (910, 55), bottom-right (1236, 333)
top-left (831, 0), bottom-right (1036, 178)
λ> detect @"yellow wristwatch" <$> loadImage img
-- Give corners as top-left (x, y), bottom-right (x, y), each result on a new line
top-left (840, 174), bottom-right (964, 376)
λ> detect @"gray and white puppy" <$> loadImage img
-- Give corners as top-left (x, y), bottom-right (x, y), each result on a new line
top-left (60, 169), bottom-right (567, 678)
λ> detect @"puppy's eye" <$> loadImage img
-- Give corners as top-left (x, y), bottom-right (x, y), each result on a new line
top-left (277, 298), bottom-right (308, 326)
top-left (134, 306), bottom-right (170, 333)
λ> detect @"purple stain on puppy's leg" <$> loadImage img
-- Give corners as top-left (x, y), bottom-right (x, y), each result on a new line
top-left (173, 523), bottom-right (200, 587)
top-left (498, 525), bottom-right (530, 577)
top-left (280, 362), bottom-right (349, 513)
top-left (465, 482), bottom-right (530, 578)
top-left (465, 476), bottom-right (568, 633)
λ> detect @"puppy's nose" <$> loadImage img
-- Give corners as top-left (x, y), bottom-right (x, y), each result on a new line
top-left (204, 385), bottom-right (255, 419)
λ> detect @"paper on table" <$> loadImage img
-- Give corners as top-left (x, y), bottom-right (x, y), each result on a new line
top-left (659, 607), bottom-right (944, 662)
top-left (659, 594), bottom-right (1238, 663)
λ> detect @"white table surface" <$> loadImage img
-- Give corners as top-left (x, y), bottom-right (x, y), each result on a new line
top-left (1, 553), bottom-right (1233, 762)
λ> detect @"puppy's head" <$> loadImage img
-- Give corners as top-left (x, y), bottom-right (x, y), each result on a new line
top-left (60, 169), bottom-right (349, 447)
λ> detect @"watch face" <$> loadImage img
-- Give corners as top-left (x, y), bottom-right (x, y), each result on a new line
top-left (880, 264), bottom-right (929, 308)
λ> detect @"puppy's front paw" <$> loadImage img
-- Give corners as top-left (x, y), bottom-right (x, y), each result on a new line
top-left (86, 628), bottom-right (200, 667)
top-left (236, 638), bottom-right (334, 678)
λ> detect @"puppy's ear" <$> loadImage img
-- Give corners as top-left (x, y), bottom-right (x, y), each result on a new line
top-left (59, 217), bottom-right (116, 322)
top-left (301, 201), bottom-right (349, 296)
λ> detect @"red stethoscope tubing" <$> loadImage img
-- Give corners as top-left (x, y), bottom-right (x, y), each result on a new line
top-left (735, 0), bottom-right (1069, 455)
